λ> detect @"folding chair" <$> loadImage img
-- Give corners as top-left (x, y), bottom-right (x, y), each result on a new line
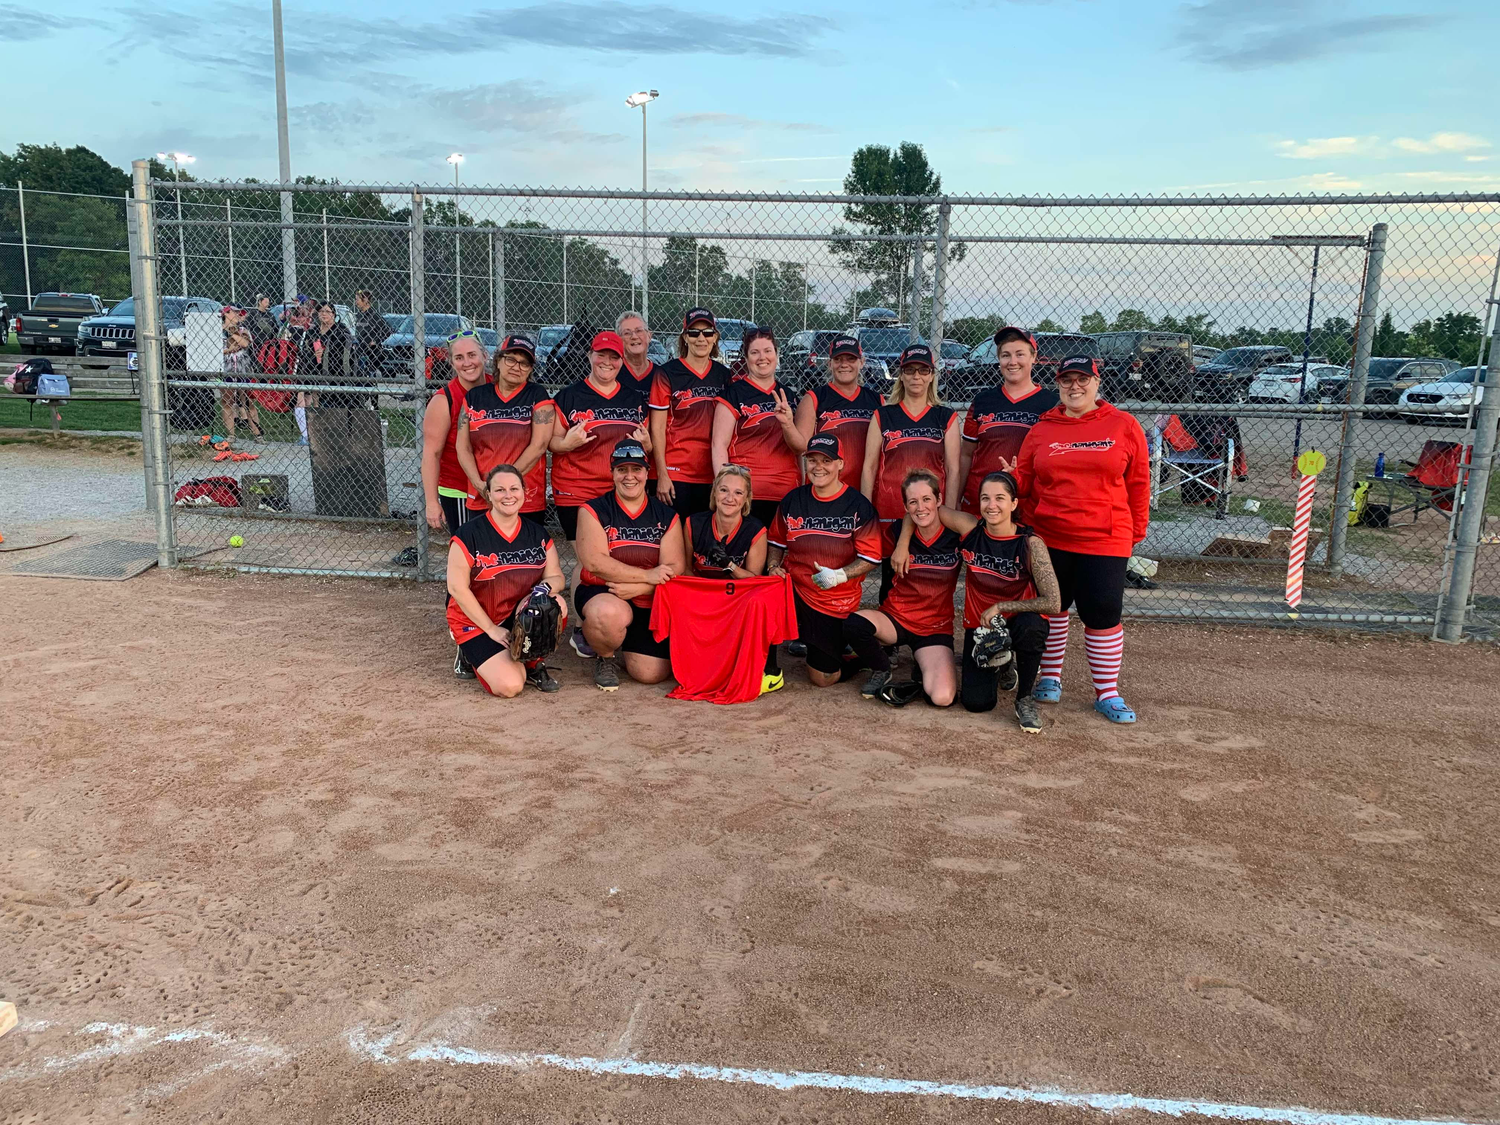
top-left (1363, 440), bottom-right (1464, 524)
top-left (1151, 414), bottom-right (1235, 519)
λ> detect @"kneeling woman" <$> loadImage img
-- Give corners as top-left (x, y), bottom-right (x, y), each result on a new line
top-left (893, 471), bottom-right (1060, 732)
top-left (574, 440), bottom-right (687, 691)
top-left (446, 464), bottom-right (569, 697)
top-left (856, 470), bottom-right (961, 707)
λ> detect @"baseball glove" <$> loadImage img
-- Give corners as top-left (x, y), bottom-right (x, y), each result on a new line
top-left (969, 619), bottom-right (1014, 669)
top-left (703, 540), bottom-right (734, 571)
top-left (509, 584), bottom-right (562, 661)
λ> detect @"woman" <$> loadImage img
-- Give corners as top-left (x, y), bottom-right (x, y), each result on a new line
top-left (794, 333), bottom-right (881, 494)
top-left (649, 307), bottom-right (732, 516)
top-left (455, 333), bottom-right (552, 527)
top-left (422, 329), bottom-right (492, 538)
top-left (861, 342), bottom-right (961, 598)
top-left (446, 463), bottom-right (569, 697)
top-left (683, 465), bottom-right (768, 580)
top-left (219, 305), bottom-right (262, 441)
top-left (1013, 355), bottom-right (1150, 724)
top-left (285, 295), bottom-right (316, 443)
top-left (893, 471), bottom-right (1060, 732)
top-left (711, 327), bottom-right (806, 526)
top-left (302, 301), bottom-right (360, 409)
top-left (856, 471), bottom-right (960, 708)
top-left (549, 330), bottom-right (651, 540)
top-left (959, 326), bottom-right (1058, 512)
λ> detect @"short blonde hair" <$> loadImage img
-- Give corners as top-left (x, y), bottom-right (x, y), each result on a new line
top-left (886, 361), bottom-right (941, 406)
top-left (710, 463), bottom-right (754, 518)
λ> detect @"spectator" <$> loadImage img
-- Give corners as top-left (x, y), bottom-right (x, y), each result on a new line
top-left (245, 293), bottom-right (280, 358)
top-left (286, 295), bottom-right (316, 442)
top-left (353, 289), bottom-right (387, 377)
top-left (219, 306), bottom-right (262, 440)
top-left (300, 300), bottom-right (361, 410)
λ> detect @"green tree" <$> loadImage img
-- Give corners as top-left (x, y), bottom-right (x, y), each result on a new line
top-left (1109, 308), bottom-right (1153, 331)
top-left (1407, 312), bottom-right (1482, 363)
top-left (949, 314), bottom-right (1010, 346)
top-left (1372, 311), bottom-right (1405, 357)
top-left (1034, 317), bottom-right (1065, 333)
top-left (1078, 310), bottom-right (1107, 334)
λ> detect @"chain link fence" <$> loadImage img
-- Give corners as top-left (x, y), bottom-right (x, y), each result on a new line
top-left (127, 170), bottom-right (1500, 638)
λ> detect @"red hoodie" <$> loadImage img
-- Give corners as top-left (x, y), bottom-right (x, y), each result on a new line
top-left (1013, 401), bottom-right (1150, 557)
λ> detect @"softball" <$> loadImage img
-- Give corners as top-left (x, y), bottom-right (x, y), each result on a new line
top-left (229, 535), bottom-right (245, 548)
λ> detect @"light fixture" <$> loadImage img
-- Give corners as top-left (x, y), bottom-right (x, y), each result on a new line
top-left (625, 90), bottom-right (658, 108)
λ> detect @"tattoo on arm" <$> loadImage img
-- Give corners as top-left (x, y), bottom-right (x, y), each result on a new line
top-left (534, 405), bottom-right (555, 426)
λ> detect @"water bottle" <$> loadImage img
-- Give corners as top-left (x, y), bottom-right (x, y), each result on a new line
top-left (1374, 453), bottom-right (1385, 478)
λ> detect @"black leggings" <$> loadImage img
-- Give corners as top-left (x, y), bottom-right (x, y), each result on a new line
top-left (440, 494), bottom-right (466, 535)
top-left (961, 612), bottom-right (1047, 712)
top-left (749, 497), bottom-right (782, 528)
top-left (1047, 548), bottom-right (1127, 629)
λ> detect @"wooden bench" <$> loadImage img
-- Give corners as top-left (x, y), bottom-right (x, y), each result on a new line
top-left (6, 357), bottom-right (140, 431)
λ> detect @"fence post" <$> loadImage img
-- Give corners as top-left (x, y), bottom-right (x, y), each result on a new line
top-left (750, 262), bottom-right (756, 323)
top-left (321, 207), bottom-right (330, 299)
top-left (930, 201), bottom-right (951, 372)
top-left (803, 270), bottom-right (808, 332)
top-left (694, 241), bottom-right (700, 305)
top-left (17, 180), bottom-right (32, 305)
top-left (130, 160), bottom-right (177, 568)
top-left (125, 191), bottom-right (156, 516)
top-left (226, 198), bottom-right (236, 302)
top-left (410, 193), bottom-right (429, 580)
top-left (909, 237), bottom-right (923, 342)
top-left (494, 229), bottom-right (506, 335)
top-left (1328, 222), bottom-right (1386, 578)
top-left (1435, 317), bottom-right (1500, 641)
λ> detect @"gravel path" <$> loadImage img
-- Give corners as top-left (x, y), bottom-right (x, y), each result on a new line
top-left (0, 440), bottom-right (146, 530)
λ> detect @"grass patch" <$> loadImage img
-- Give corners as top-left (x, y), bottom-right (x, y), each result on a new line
top-left (0, 397), bottom-right (142, 433)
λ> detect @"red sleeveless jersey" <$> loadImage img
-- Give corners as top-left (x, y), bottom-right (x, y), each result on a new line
top-left (872, 401), bottom-right (955, 522)
top-left (446, 512), bottom-right (553, 643)
top-left (881, 524), bottom-right (961, 637)
top-left (649, 575), bottom-right (797, 705)
top-left (437, 377), bottom-right (479, 493)
top-left (462, 381), bottom-right (553, 512)
top-left (686, 510), bottom-right (766, 577)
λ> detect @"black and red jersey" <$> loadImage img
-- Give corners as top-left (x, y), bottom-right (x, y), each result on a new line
top-left (959, 524), bottom-right (1038, 630)
top-left (446, 512), bottom-right (553, 643)
top-left (579, 491), bottom-right (680, 607)
top-left (881, 524), bottom-right (961, 637)
top-left (961, 384), bottom-right (1059, 512)
top-left (650, 357), bottom-right (731, 484)
top-left (810, 382), bottom-right (881, 492)
top-left (462, 380), bottom-right (553, 512)
top-left (686, 510), bottom-right (766, 577)
top-left (621, 358), bottom-right (656, 394)
top-left (550, 378), bottom-right (648, 507)
top-left (871, 402), bottom-right (956, 522)
top-left (717, 378), bottom-right (802, 502)
top-left (769, 483), bottom-right (882, 617)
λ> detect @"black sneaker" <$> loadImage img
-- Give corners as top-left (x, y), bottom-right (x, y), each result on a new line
top-left (453, 647), bottom-right (475, 679)
top-left (526, 662), bottom-right (560, 693)
top-left (1015, 694), bottom-right (1042, 734)
top-left (998, 659), bottom-right (1018, 693)
top-left (594, 657), bottom-right (620, 692)
top-left (860, 667), bottom-right (893, 699)
top-left (785, 639), bottom-right (808, 658)
top-left (392, 545), bottom-right (419, 567)
top-left (879, 679), bottom-right (926, 708)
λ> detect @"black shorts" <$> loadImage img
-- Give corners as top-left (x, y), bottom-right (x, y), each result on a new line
top-left (459, 622), bottom-right (512, 669)
top-left (575, 584), bottom-right (670, 660)
top-left (793, 595), bottom-right (848, 675)
top-left (556, 505), bottom-right (581, 541)
top-left (441, 494), bottom-right (466, 535)
top-left (667, 480), bottom-right (712, 517)
top-left (891, 619), bottom-right (954, 652)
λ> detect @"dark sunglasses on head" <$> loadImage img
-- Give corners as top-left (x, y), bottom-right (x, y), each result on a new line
top-left (446, 328), bottom-right (479, 343)
top-left (683, 328), bottom-right (716, 338)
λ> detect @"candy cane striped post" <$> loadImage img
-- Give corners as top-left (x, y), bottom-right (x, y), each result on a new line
top-left (1285, 471), bottom-right (1320, 611)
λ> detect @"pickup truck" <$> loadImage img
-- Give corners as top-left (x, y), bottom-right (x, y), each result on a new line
top-left (14, 292), bottom-right (107, 355)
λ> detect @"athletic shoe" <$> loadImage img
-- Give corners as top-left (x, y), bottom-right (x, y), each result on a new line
top-left (1015, 695), bottom-right (1042, 734)
top-left (760, 671), bottom-right (785, 695)
top-left (785, 639), bottom-right (808, 658)
top-left (453, 647), bottom-right (475, 679)
top-left (570, 629), bottom-right (596, 659)
top-left (1094, 696), bottom-right (1136, 724)
top-left (997, 659), bottom-right (1018, 693)
top-left (594, 657), bottom-right (620, 692)
top-left (860, 668), bottom-right (893, 699)
top-left (879, 679), bottom-right (925, 708)
top-left (526, 663), bottom-right (560, 693)
top-left (1033, 676), bottom-right (1062, 704)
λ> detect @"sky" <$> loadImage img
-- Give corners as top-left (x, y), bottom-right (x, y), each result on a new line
top-left (7, 0), bottom-right (1500, 196)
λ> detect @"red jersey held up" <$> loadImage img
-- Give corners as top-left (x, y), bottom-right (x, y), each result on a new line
top-left (961, 384), bottom-right (1059, 512)
top-left (881, 524), bottom-right (961, 637)
top-left (959, 524), bottom-right (1038, 629)
top-left (717, 377), bottom-right (803, 502)
top-left (650, 357), bottom-right (731, 484)
top-left (1013, 401), bottom-right (1150, 557)
top-left (447, 512), bottom-right (554, 643)
top-left (872, 402), bottom-right (956, 522)
top-left (769, 483), bottom-right (882, 617)
top-left (810, 382), bottom-right (881, 492)
top-left (462, 380), bottom-right (553, 512)
top-left (650, 575), bottom-right (797, 705)
top-left (550, 378), bottom-right (648, 506)
top-left (578, 491), bottom-right (679, 607)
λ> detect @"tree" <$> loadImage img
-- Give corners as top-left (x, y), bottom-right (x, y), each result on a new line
top-left (1078, 311), bottom-right (1107, 334)
top-left (1407, 312), bottom-right (1482, 363)
top-left (1110, 309), bottom-right (1153, 331)
top-left (949, 315), bottom-right (1011, 346)
top-left (1373, 311), bottom-right (1405, 357)
top-left (1034, 318), bottom-right (1065, 333)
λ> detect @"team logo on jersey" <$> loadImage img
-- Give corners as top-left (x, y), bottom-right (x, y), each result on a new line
top-left (975, 410), bottom-right (1038, 430)
top-left (1047, 439), bottom-right (1115, 455)
top-left (673, 386), bottom-right (723, 406)
top-left (909, 550), bottom-right (960, 570)
top-left (960, 548), bottom-right (1024, 576)
top-left (468, 405), bottom-right (533, 427)
top-left (738, 401), bottom-right (778, 423)
top-left (605, 524), bottom-right (667, 545)
top-left (569, 406), bottom-right (642, 427)
top-left (819, 409), bottom-right (872, 425)
top-left (782, 514), bottom-right (857, 534)
top-left (884, 427), bottom-right (946, 447)
top-left (472, 546), bottom-right (546, 580)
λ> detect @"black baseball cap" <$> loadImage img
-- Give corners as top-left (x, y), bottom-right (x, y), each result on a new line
top-left (682, 307), bottom-right (716, 330)
top-left (804, 434), bottom-right (841, 460)
top-left (610, 439), bottom-right (649, 468)
top-left (994, 326), bottom-right (1036, 351)
top-left (1056, 355), bottom-right (1102, 380)
top-left (499, 333), bottom-right (536, 359)
top-left (898, 343), bottom-right (935, 369)
top-left (828, 335), bottom-right (861, 359)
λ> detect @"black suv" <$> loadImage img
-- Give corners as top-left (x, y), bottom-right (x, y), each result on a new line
top-left (1092, 331), bottom-right (1195, 401)
top-left (953, 332), bottom-right (1101, 400)
top-left (1193, 345), bottom-right (1297, 402)
top-left (781, 328), bottom-right (890, 392)
top-left (1360, 357), bottom-right (1462, 411)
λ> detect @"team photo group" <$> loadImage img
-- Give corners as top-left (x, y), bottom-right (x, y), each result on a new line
top-left (425, 307), bottom-right (1149, 733)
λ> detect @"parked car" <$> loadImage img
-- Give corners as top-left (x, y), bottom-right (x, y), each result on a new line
top-left (780, 328), bottom-right (890, 393)
top-left (854, 307), bottom-right (900, 326)
top-left (1247, 363), bottom-right (1348, 404)
top-left (647, 338), bottom-right (671, 365)
top-left (1192, 344), bottom-right (1222, 365)
top-left (1399, 365), bottom-right (1486, 425)
top-left (1192, 345), bottom-right (1300, 402)
top-left (536, 324), bottom-right (570, 368)
top-left (1360, 357), bottom-right (1463, 410)
top-left (476, 327), bottom-right (500, 352)
top-left (1092, 331), bottom-right (1196, 401)
top-left (715, 318), bottom-right (755, 364)
top-left (76, 295), bottom-right (223, 361)
top-left (939, 339), bottom-right (969, 375)
top-left (952, 332), bottom-right (1102, 400)
top-left (382, 312), bottom-right (406, 336)
top-left (0, 297), bottom-right (10, 344)
top-left (15, 292), bottom-right (106, 355)
top-left (381, 312), bottom-right (475, 375)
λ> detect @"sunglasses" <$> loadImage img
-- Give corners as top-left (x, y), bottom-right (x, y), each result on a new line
top-left (445, 328), bottom-right (479, 343)
top-left (683, 329), bottom-right (717, 338)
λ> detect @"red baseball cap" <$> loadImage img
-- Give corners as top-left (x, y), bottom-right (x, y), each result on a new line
top-left (591, 330), bottom-right (624, 355)
top-left (994, 326), bottom-right (1036, 351)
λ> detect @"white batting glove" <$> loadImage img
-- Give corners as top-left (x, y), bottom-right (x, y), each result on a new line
top-left (811, 564), bottom-right (848, 590)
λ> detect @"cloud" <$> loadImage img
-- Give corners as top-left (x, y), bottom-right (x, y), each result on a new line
top-left (3, 3), bottom-right (100, 39)
top-left (1305, 172), bottom-right (1361, 190)
top-left (1392, 132), bottom-right (1491, 155)
top-left (291, 102), bottom-right (379, 133)
top-left (482, 2), bottom-right (837, 57)
top-left (1176, 0), bottom-right (1444, 69)
top-left (1275, 136), bottom-right (1377, 160)
top-left (667, 113), bottom-right (830, 133)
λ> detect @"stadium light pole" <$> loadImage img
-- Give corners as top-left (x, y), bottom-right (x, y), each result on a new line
top-left (626, 90), bottom-right (658, 329)
top-left (156, 151), bottom-right (193, 295)
top-left (271, 0), bottom-right (297, 304)
top-left (448, 153), bottom-right (464, 317)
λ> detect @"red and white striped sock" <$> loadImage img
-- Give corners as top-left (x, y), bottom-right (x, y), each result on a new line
top-left (1039, 613), bottom-right (1070, 680)
top-left (1084, 625), bottom-right (1124, 700)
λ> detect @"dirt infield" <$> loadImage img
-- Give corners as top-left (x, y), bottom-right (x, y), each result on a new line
top-left (2, 569), bottom-right (1498, 1124)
